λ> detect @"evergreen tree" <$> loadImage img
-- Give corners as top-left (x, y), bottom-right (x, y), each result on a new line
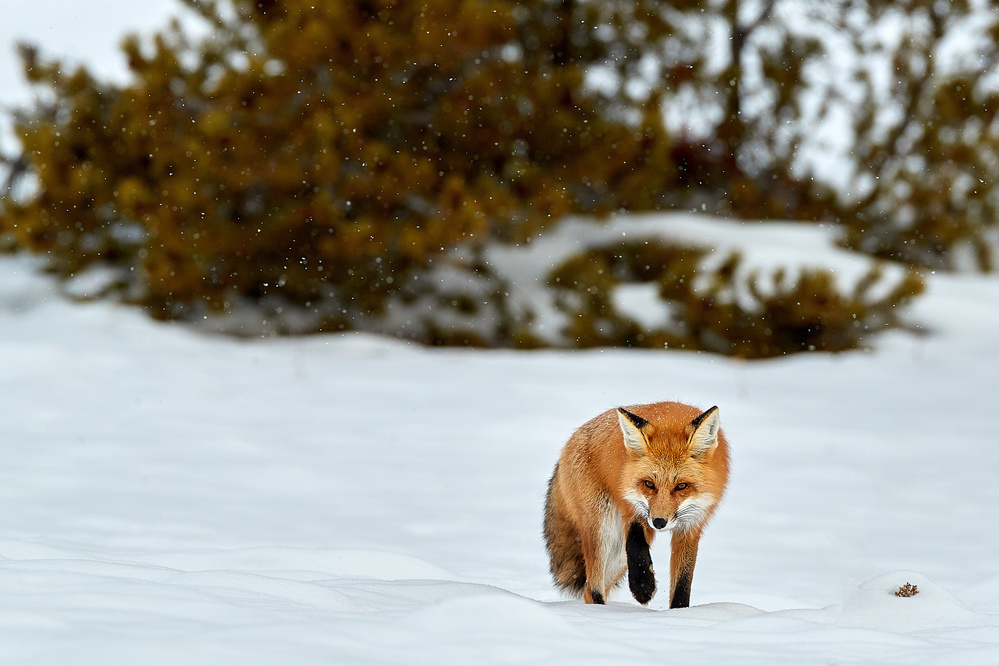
top-left (837, 0), bottom-right (999, 270)
top-left (1, 0), bottom-right (673, 322)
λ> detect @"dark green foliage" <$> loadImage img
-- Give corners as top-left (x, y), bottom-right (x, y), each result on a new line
top-left (609, 1), bottom-right (999, 268)
top-left (639, 0), bottom-right (841, 221)
top-left (835, 1), bottom-right (999, 270)
top-left (0, 0), bottom-right (673, 322)
top-left (549, 239), bottom-right (925, 358)
top-left (696, 262), bottom-right (926, 358)
top-left (549, 241), bottom-right (701, 349)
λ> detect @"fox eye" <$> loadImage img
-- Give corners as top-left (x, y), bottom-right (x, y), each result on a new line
top-left (674, 482), bottom-right (689, 492)
top-left (643, 480), bottom-right (656, 490)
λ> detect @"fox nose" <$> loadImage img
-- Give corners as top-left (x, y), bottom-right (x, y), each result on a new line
top-left (652, 517), bottom-right (667, 530)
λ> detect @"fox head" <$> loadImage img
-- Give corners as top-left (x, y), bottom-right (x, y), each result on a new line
top-left (617, 405), bottom-right (725, 534)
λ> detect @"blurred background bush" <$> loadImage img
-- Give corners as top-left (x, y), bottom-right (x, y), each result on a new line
top-left (3, 0), bottom-right (991, 356)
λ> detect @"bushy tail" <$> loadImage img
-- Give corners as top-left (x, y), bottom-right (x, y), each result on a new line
top-left (543, 464), bottom-right (585, 596)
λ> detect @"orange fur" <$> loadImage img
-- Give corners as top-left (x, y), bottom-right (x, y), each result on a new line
top-left (543, 402), bottom-right (730, 606)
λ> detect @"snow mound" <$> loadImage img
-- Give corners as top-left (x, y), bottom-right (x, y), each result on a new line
top-left (840, 572), bottom-right (997, 633)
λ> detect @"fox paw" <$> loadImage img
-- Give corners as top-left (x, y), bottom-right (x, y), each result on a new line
top-left (629, 571), bottom-right (656, 605)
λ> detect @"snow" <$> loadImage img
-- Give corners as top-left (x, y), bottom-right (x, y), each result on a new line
top-left (2, 220), bottom-right (999, 663)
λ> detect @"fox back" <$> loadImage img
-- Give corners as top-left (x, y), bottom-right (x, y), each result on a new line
top-left (543, 401), bottom-right (729, 606)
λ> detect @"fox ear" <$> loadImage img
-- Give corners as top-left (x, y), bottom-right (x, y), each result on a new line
top-left (687, 406), bottom-right (720, 457)
top-left (617, 408), bottom-right (652, 455)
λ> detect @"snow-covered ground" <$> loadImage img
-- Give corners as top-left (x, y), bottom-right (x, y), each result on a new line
top-left (2, 218), bottom-right (999, 663)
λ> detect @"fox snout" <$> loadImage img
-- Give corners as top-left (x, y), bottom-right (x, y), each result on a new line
top-left (652, 517), bottom-right (668, 530)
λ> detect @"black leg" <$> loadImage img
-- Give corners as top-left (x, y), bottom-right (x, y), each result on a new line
top-left (670, 570), bottom-right (691, 608)
top-left (589, 589), bottom-right (605, 605)
top-left (626, 522), bottom-right (656, 604)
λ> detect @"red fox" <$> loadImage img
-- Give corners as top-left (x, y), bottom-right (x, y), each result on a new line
top-left (543, 402), bottom-right (729, 607)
